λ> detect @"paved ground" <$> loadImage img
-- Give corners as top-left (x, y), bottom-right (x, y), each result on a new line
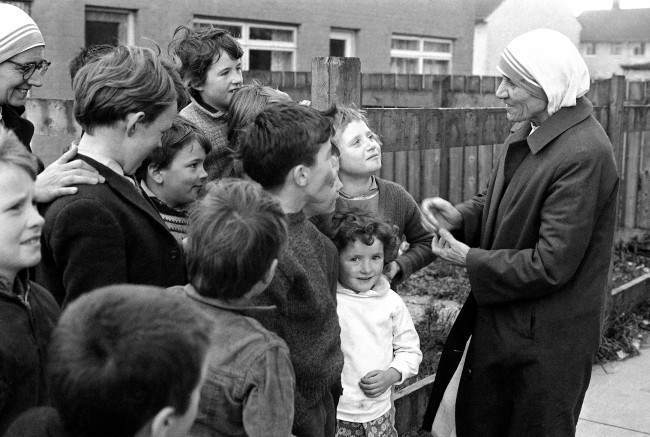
top-left (577, 343), bottom-right (650, 436)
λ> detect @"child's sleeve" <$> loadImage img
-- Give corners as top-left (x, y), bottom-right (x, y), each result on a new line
top-left (393, 187), bottom-right (436, 283)
top-left (389, 294), bottom-right (423, 384)
top-left (243, 343), bottom-right (296, 437)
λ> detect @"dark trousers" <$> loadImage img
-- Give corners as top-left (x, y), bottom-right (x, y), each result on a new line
top-left (293, 384), bottom-right (342, 437)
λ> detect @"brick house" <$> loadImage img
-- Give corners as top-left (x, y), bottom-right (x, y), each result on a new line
top-left (578, 2), bottom-right (650, 79)
top-left (4, 0), bottom-right (475, 100)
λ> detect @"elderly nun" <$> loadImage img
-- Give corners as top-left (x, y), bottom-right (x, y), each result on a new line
top-left (0, 3), bottom-right (103, 203)
top-left (420, 29), bottom-right (619, 437)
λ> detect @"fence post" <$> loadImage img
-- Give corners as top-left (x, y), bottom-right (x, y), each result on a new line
top-left (310, 57), bottom-right (362, 110)
top-left (607, 75), bottom-right (626, 227)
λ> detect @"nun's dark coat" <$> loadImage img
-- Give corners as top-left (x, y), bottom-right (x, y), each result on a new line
top-left (423, 97), bottom-right (618, 436)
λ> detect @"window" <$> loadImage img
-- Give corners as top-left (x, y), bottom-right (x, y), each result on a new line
top-left (2, 1), bottom-right (31, 14)
top-left (193, 18), bottom-right (297, 71)
top-left (631, 42), bottom-right (645, 56)
top-left (583, 42), bottom-right (596, 56)
top-left (610, 43), bottom-right (623, 55)
top-left (390, 35), bottom-right (452, 74)
top-left (85, 6), bottom-right (135, 47)
top-left (330, 29), bottom-right (356, 57)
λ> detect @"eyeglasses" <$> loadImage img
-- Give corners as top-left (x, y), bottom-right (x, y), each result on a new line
top-left (4, 59), bottom-right (51, 80)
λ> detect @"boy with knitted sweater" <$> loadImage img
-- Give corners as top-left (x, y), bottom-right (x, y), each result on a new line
top-left (321, 105), bottom-right (435, 285)
top-left (238, 103), bottom-right (343, 437)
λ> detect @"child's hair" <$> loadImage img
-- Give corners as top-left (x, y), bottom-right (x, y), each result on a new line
top-left (169, 25), bottom-right (243, 90)
top-left (186, 178), bottom-right (288, 300)
top-left (47, 284), bottom-right (213, 437)
top-left (135, 116), bottom-right (211, 181)
top-left (330, 208), bottom-right (400, 260)
top-left (321, 104), bottom-right (371, 148)
top-left (73, 45), bottom-right (177, 134)
top-left (162, 58), bottom-right (191, 110)
top-left (227, 80), bottom-right (292, 146)
top-left (0, 127), bottom-right (39, 180)
top-left (238, 102), bottom-right (333, 189)
top-left (68, 44), bottom-right (115, 86)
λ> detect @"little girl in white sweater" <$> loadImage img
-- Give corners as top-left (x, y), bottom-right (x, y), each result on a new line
top-left (331, 209), bottom-right (422, 437)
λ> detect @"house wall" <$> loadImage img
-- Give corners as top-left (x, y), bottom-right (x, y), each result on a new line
top-left (472, 0), bottom-right (581, 75)
top-left (28, 0), bottom-right (475, 100)
top-left (581, 41), bottom-right (650, 78)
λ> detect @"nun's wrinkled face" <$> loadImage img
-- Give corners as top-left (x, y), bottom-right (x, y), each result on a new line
top-left (496, 76), bottom-right (548, 125)
top-left (0, 46), bottom-right (46, 107)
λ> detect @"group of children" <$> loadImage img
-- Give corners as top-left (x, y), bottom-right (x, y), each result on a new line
top-left (0, 10), bottom-right (434, 437)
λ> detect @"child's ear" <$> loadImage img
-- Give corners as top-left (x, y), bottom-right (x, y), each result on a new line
top-left (292, 165), bottom-right (309, 187)
top-left (125, 111), bottom-right (146, 137)
top-left (149, 163), bottom-right (164, 184)
top-left (149, 406), bottom-right (176, 437)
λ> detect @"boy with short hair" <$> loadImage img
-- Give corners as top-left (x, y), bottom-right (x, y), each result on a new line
top-left (136, 116), bottom-right (211, 241)
top-left (324, 105), bottom-right (435, 284)
top-left (6, 284), bottom-right (213, 437)
top-left (169, 26), bottom-right (243, 180)
top-left (238, 103), bottom-right (343, 437)
top-left (170, 178), bottom-right (295, 436)
top-left (38, 45), bottom-right (185, 305)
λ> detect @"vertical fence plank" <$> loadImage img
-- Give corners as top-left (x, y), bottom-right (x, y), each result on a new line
top-left (439, 111), bottom-right (450, 199)
top-left (310, 57), bottom-right (361, 110)
top-left (637, 129), bottom-right (650, 228)
top-left (624, 129), bottom-right (641, 228)
top-left (478, 145), bottom-right (493, 192)
top-left (608, 76), bottom-right (627, 227)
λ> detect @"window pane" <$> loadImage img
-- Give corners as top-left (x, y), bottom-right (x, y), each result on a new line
top-left (423, 59), bottom-right (449, 74)
top-left (390, 57), bottom-right (418, 74)
top-left (391, 38), bottom-right (418, 51)
top-left (330, 39), bottom-right (346, 57)
top-left (249, 50), bottom-right (292, 71)
top-left (250, 27), bottom-right (293, 42)
top-left (424, 40), bottom-right (451, 53)
top-left (86, 21), bottom-right (120, 46)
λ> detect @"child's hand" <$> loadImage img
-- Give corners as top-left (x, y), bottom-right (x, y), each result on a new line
top-left (383, 261), bottom-right (401, 281)
top-left (359, 368), bottom-right (402, 398)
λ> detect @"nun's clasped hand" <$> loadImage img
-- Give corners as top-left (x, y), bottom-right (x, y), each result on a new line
top-left (430, 228), bottom-right (469, 267)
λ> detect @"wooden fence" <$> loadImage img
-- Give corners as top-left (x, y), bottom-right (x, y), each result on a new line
top-left (246, 68), bottom-right (650, 108)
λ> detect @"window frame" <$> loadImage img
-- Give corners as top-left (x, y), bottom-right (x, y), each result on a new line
top-left (330, 28), bottom-right (356, 57)
top-left (85, 5), bottom-right (135, 46)
top-left (193, 17), bottom-right (297, 71)
top-left (390, 34), bottom-right (453, 74)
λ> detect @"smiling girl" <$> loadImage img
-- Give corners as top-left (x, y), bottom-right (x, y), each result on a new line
top-left (330, 209), bottom-right (421, 437)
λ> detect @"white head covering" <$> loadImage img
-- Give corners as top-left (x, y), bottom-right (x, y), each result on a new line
top-left (0, 3), bottom-right (45, 64)
top-left (497, 29), bottom-right (590, 116)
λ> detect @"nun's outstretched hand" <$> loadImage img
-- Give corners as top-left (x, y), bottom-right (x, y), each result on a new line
top-left (421, 197), bottom-right (462, 233)
top-left (431, 228), bottom-right (469, 267)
